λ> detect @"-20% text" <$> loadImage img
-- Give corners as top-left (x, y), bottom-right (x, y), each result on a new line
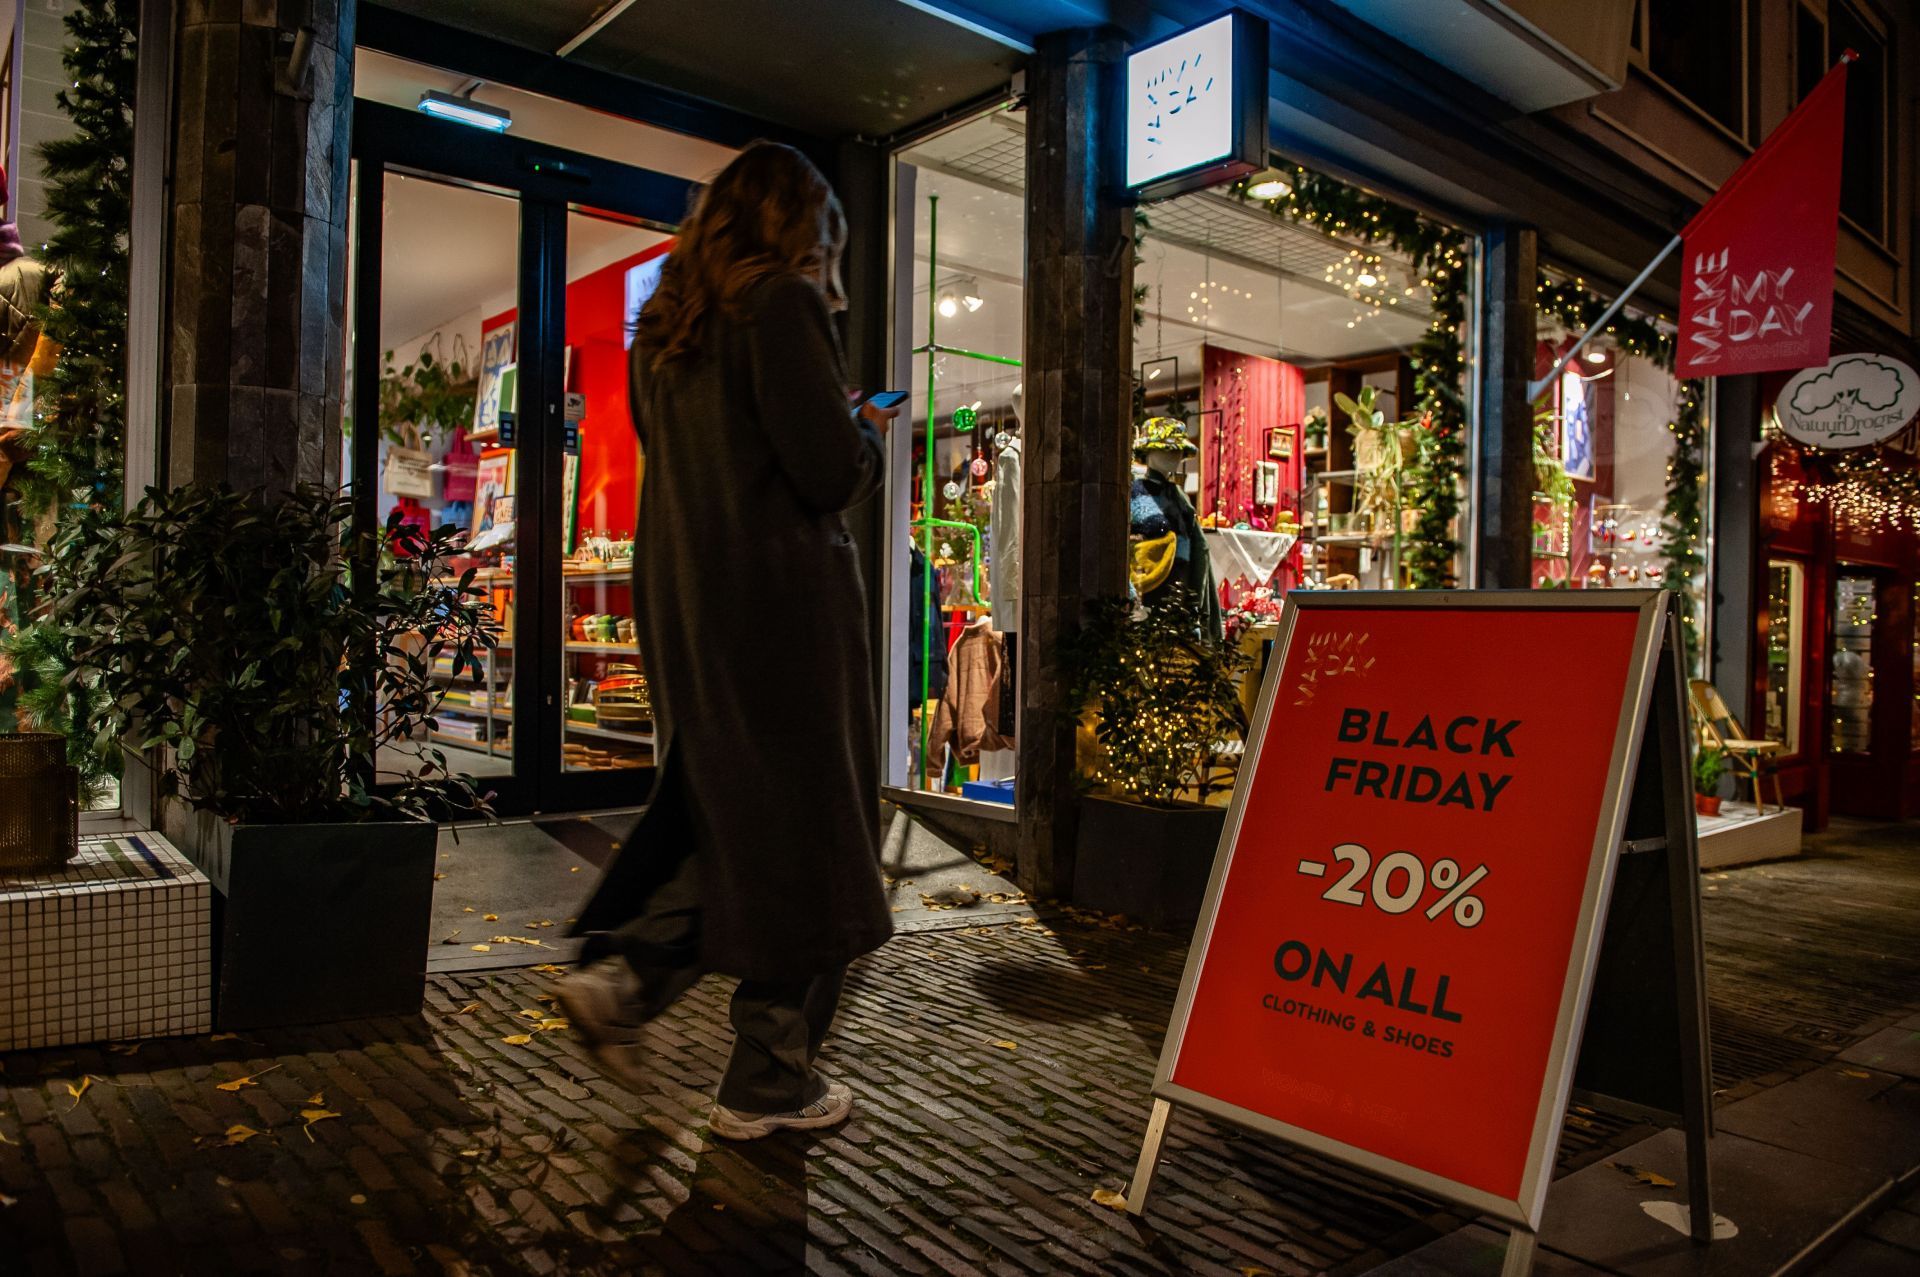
top-left (1297, 844), bottom-right (1487, 928)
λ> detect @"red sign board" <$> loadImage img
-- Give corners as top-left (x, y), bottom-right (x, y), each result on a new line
top-left (1157, 593), bottom-right (1664, 1228)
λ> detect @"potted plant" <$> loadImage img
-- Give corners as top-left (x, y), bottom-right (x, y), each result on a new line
top-left (33, 484), bottom-right (495, 1028)
top-left (1693, 744), bottom-right (1726, 817)
top-left (1303, 405), bottom-right (1330, 451)
top-left (1061, 589), bottom-right (1249, 927)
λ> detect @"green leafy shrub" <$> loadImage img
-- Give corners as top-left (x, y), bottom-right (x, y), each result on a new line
top-left (25, 483), bottom-right (496, 824)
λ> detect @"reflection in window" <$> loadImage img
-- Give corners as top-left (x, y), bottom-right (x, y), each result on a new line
top-left (1831, 574), bottom-right (1875, 754)
top-left (1765, 561), bottom-right (1804, 754)
top-left (1646, 0), bottom-right (1747, 137)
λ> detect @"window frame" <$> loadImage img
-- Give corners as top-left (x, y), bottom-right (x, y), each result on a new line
top-left (1628, 0), bottom-right (1756, 148)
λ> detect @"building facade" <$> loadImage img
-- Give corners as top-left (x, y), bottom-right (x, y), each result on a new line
top-left (10, 1), bottom-right (1913, 872)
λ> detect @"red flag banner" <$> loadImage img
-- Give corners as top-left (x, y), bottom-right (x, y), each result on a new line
top-left (1678, 60), bottom-right (1849, 378)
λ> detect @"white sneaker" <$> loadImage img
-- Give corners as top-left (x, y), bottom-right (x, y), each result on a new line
top-left (554, 959), bottom-right (651, 1091)
top-left (708, 1081), bottom-right (853, 1141)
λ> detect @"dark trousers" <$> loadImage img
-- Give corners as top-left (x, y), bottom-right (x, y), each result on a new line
top-left (611, 842), bottom-right (844, 1113)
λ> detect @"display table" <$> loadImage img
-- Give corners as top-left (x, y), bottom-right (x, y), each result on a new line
top-left (1203, 527), bottom-right (1298, 590)
top-left (0, 832), bottom-right (210, 1050)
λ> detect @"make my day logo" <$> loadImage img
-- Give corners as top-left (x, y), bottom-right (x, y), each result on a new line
top-left (1776, 353), bottom-right (1920, 449)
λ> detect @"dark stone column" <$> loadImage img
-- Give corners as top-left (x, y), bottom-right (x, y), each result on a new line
top-left (167, 0), bottom-right (354, 494)
top-left (1710, 374), bottom-right (1760, 719)
top-left (1474, 224), bottom-right (1538, 588)
top-left (1016, 29), bottom-right (1134, 899)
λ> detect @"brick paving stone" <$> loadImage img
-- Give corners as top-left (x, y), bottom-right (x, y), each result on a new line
top-left (0, 820), bottom-right (1915, 1274)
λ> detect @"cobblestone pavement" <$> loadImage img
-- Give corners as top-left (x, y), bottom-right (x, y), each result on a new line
top-left (2, 819), bottom-right (1916, 1276)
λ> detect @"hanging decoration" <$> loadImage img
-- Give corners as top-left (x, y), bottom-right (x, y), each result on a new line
top-left (1235, 163), bottom-right (1470, 588)
top-left (1765, 421), bottom-right (1920, 531)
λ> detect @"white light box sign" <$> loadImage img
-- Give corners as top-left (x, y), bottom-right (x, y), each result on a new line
top-left (1126, 11), bottom-right (1267, 201)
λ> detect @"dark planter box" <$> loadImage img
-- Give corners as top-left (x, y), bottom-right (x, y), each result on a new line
top-left (1071, 795), bottom-right (1228, 929)
top-left (170, 810), bottom-right (439, 1030)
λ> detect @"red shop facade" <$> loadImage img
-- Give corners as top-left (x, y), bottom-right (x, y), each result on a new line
top-left (1748, 369), bottom-right (1920, 826)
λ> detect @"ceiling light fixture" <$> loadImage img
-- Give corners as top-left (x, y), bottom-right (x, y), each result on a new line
top-left (1355, 273), bottom-right (1378, 288)
top-left (937, 291), bottom-right (959, 319)
top-left (963, 292), bottom-right (985, 312)
top-left (1246, 175), bottom-right (1292, 200)
top-left (417, 89), bottom-right (512, 133)
top-left (1585, 348), bottom-right (1607, 363)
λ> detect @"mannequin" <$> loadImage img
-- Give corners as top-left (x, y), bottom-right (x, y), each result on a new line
top-left (1128, 416), bottom-right (1221, 638)
top-left (990, 428), bottom-right (1020, 633)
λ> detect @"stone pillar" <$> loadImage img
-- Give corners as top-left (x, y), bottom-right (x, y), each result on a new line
top-left (1016, 29), bottom-right (1134, 899)
top-left (167, 0), bottom-right (354, 493)
top-left (1710, 374), bottom-right (1760, 714)
top-left (1474, 224), bottom-right (1538, 588)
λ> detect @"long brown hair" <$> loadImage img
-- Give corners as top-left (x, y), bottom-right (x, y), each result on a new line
top-left (634, 141), bottom-right (846, 370)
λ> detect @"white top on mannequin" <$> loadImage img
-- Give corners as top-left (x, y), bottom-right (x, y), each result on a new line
top-left (991, 437), bottom-right (1022, 632)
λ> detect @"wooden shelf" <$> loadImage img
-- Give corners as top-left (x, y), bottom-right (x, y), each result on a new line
top-left (565, 641), bottom-right (640, 655)
top-left (566, 721), bottom-right (655, 745)
top-left (430, 731), bottom-right (509, 756)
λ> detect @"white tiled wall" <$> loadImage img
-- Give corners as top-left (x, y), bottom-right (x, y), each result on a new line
top-left (0, 831), bottom-right (211, 1050)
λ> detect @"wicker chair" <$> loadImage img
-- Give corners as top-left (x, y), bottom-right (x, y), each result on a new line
top-left (1688, 679), bottom-right (1785, 814)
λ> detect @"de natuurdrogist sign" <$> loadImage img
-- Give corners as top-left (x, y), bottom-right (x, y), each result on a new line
top-left (1775, 353), bottom-right (1920, 450)
top-left (1153, 594), bottom-right (1664, 1228)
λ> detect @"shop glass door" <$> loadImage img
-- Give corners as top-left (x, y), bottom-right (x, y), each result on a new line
top-left (350, 102), bottom-right (696, 814)
top-left (365, 170), bottom-right (524, 791)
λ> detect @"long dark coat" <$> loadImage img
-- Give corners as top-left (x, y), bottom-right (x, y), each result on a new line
top-left (571, 274), bottom-right (893, 981)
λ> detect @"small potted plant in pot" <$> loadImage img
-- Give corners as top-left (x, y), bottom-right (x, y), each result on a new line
top-left (1693, 744), bottom-right (1726, 817)
top-left (34, 484), bottom-right (495, 1028)
top-left (1061, 589), bottom-right (1249, 927)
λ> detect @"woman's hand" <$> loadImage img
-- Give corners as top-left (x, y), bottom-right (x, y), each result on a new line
top-left (857, 398), bottom-right (900, 437)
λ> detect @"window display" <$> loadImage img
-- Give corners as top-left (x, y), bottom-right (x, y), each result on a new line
top-left (1134, 166), bottom-right (1472, 612)
top-left (889, 111), bottom-right (1026, 805)
top-left (1531, 285), bottom-right (1710, 676)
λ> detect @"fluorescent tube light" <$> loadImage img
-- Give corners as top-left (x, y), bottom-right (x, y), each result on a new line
top-left (418, 90), bottom-right (512, 133)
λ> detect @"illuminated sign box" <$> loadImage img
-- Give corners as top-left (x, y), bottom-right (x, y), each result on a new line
top-left (1125, 11), bottom-right (1268, 201)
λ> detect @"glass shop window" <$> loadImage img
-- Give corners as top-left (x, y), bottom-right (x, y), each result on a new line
top-left (1831, 573), bottom-right (1876, 754)
top-left (1764, 560), bottom-right (1805, 755)
top-left (886, 108), bottom-right (1026, 808)
top-left (1798, 0), bottom-right (1892, 242)
top-left (1133, 163), bottom-right (1476, 620)
top-left (1638, 0), bottom-right (1750, 139)
top-left (1532, 283), bottom-right (1710, 677)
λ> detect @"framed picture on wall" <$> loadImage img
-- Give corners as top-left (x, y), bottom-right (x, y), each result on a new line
top-left (1558, 367), bottom-right (1595, 481)
top-left (1266, 426), bottom-right (1294, 460)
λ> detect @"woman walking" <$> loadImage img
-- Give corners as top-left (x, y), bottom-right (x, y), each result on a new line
top-left (561, 143), bottom-right (896, 1139)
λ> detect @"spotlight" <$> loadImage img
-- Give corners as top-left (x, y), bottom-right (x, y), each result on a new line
top-left (1355, 273), bottom-right (1377, 288)
top-left (1585, 348), bottom-right (1607, 363)
top-left (1247, 177), bottom-right (1291, 200)
top-left (963, 292), bottom-right (984, 312)
top-left (937, 292), bottom-right (958, 319)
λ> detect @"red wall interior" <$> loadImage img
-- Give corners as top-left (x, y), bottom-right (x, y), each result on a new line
top-left (1199, 344), bottom-right (1305, 525)
top-left (480, 239), bottom-right (672, 543)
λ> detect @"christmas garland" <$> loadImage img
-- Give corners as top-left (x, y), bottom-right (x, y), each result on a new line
top-left (1235, 164), bottom-right (1470, 587)
top-left (1536, 271), bottom-right (1708, 673)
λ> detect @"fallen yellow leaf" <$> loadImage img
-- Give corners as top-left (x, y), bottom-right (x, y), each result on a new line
top-left (536, 1019), bottom-right (569, 1032)
top-left (462, 907), bottom-right (475, 914)
top-left (1839, 1068), bottom-right (1872, 1079)
top-left (518, 1009), bottom-right (546, 1021)
top-left (456, 1003), bottom-right (481, 1015)
top-left (306, 1092), bottom-right (325, 1106)
top-left (458, 1148), bottom-right (482, 1158)
top-left (350, 1194), bottom-right (367, 1205)
top-left (65, 1077), bottom-right (92, 1108)
top-left (219, 1124), bottom-right (263, 1146)
top-left (0, 1190), bottom-right (14, 1207)
top-left (501, 1034), bottom-right (534, 1046)
top-left (433, 873), bottom-right (447, 881)
top-left (215, 1065), bottom-right (281, 1092)
top-left (1609, 1162), bottom-right (1676, 1188)
top-left (1240, 1268), bottom-right (1275, 1277)
top-left (107, 1043), bottom-right (142, 1056)
top-left (471, 944), bottom-right (492, 953)
top-left (483, 913), bottom-right (499, 922)
top-left (1090, 1187), bottom-right (1129, 1211)
top-left (989, 1040), bottom-right (1018, 1051)
top-left (531, 964), bottom-right (566, 975)
top-left (0, 1130), bottom-right (16, 1146)
top-left (569, 866), bottom-right (580, 872)
top-left (300, 1109), bottom-right (341, 1141)
top-left (209, 1033), bottom-right (239, 1042)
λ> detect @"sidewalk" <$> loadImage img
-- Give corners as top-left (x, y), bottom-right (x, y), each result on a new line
top-left (1, 819), bottom-right (1916, 1276)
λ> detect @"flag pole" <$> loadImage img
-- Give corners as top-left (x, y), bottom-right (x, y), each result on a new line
top-left (1529, 52), bottom-right (1855, 400)
top-left (1527, 233), bottom-right (1682, 402)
